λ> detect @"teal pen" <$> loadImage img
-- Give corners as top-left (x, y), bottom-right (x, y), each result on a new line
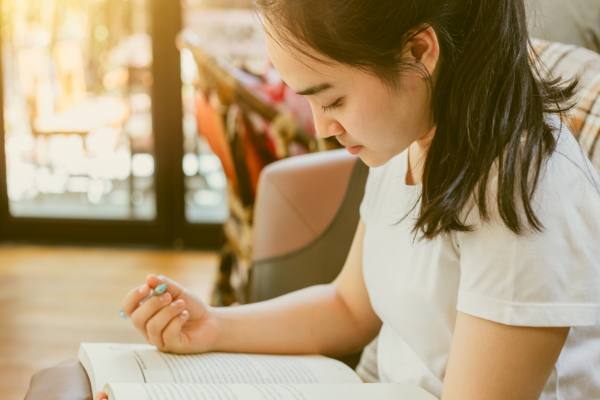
top-left (118, 283), bottom-right (168, 319)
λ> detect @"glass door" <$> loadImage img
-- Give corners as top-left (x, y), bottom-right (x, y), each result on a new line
top-left (0, 0), bottom-right (223, 248)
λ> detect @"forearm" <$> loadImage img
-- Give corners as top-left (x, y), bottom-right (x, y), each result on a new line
top-left (211, 284), bottom-right (380, 356)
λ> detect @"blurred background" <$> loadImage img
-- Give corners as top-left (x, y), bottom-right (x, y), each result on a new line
top-left (0, 0), bottom-right (274, 248)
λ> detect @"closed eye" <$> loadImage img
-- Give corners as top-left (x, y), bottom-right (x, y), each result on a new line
top-left (321, 98), bottom-right (343, 113)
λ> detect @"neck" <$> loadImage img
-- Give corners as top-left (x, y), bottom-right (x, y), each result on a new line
top-left (406, 128), bottom-right (435, 185)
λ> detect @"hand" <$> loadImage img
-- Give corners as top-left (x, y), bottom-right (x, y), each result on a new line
top-left (95, 391), bottom-right (108, 400)
top-left (120, 274), bottom-right (220, 353)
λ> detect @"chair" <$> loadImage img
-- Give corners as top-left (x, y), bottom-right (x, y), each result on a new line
top-left (247, 148), bottom-right (370, 370)
top-left (531, 38), bottom-right (600, 173)
top-left (249, 149), bottom-right (367, 302)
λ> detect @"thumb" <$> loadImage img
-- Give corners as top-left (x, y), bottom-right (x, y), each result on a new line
top-left (95, 391), bottom-right (108, 400)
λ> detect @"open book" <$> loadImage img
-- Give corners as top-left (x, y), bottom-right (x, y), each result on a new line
top-left (79, 343), bottom-right (437, 400)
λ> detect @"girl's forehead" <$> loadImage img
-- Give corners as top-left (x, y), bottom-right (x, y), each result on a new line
top-left (265, 33), bottom-right (349, 92)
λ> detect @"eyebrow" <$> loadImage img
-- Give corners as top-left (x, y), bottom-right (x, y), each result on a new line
top-left (284, 82), bottom-right (334, 96)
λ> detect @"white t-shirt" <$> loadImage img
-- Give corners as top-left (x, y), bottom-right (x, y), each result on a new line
top-left (360, 115), bottom-right (600, 399)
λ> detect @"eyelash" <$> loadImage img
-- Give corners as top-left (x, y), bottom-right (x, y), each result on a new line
top-left (321, 98), bottom-right (343, 113)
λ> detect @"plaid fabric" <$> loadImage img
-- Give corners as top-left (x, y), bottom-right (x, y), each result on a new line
top-left (531, 38), bottom-right (600, 173)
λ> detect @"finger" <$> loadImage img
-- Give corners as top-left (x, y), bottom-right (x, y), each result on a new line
top-left (146, 274), bottom-right (186, 300)
top-left (147, 275), bottom-right (207, 318)
top-left (130, 292), bottom-right (172, 340)
top-left (162, 309), bottom-right (190, 352)
top-left (95, 391), bottom-right (108, 400)
top-left (120, 284), bottom-right (151, 317)
top-left (146, 299), bottom-right (187, 349)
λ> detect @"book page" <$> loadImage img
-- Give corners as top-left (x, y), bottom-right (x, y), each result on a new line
top-left (80, 342), bottom-right (361, 393)
top-left (134, 349), bottom-right (361, 384)
top-left (79, 343), bottom-right (150, 393)
top-left (105, 383), bottom-right (438, 400)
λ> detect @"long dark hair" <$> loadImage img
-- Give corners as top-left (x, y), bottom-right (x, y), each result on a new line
top-left (255, 0), bottom-right (579, 239)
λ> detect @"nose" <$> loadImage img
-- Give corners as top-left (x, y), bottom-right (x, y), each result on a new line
top-left (313, 112), bottom-right (345, 139)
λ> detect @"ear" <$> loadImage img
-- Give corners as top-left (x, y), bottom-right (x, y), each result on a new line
top-left (407, 26), bottom-right (440, 77)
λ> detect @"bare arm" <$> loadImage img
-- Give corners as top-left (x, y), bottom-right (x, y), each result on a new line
top-left (442, 312), bottom-right (570, 400)
top-left (213, 219), bottom-right (382, 356)
top-left (120, 219), bottom-right (381, 357)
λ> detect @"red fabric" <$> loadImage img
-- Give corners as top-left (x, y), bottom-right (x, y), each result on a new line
top-left (238, 111), bottom-right (270, 197)
top-left (194, 60), bottom-right (317, 201)
top-left (194, 91), bottom-right (238, 192)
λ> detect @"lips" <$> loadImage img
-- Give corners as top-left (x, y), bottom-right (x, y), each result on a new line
top-left (337, 139), bottom-right (363, 155)
top-left (344, 144), bottom-right (362, 155)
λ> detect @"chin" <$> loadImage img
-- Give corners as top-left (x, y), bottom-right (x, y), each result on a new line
top-left (358, 152), bottom-right (392, 168)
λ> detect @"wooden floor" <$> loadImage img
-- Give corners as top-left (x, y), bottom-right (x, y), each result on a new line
top-left (0, 244), bottom-right (219, 400)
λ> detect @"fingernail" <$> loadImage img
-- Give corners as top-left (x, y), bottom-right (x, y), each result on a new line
top-left (118, 309), bottom-right (128, 319)
top-left (181, 310), bottom-right (189, 319)
top-left (158, 275), bottom-right (166, 280)
top-left (155, 283), bottom-right (168, 295)
top-left (160, 293), bottom-right (170, 302)
top-left (139, 285), bottom-right (150, 296)
top-left (171, 300), bottom-right (184, 308)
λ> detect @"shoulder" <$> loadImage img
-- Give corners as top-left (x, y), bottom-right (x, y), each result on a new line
top-left (462, 114), bottom-right (600, 229)
top-left (455, 115), bottom-right (600, 326)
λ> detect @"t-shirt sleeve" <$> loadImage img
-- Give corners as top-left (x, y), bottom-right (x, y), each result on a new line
top-left (456, 146), bottom-right (600, 327)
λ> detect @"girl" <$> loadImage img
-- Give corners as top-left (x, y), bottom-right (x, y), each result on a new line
top-left (99, 0), bottom-right (600, 398)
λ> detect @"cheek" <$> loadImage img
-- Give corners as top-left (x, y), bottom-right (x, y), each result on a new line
top-left (338, 112), bottom-right (367, 141)
top-left (395, 77), bottom-right (431, 122)
top-left (341, 99), bottom-right (397, 144)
